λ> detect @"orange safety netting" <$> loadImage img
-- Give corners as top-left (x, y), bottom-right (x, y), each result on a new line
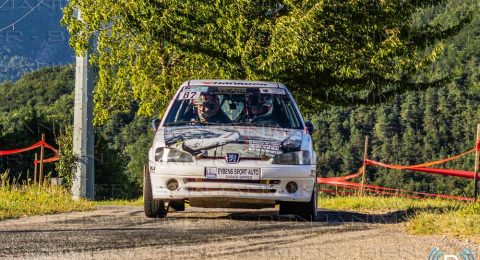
top-left (318, 144), bottom-right (479, 201)
top-left (0, 139), bottom-right (59, 163)
top-left (364, 149), bottom-right (475, 170)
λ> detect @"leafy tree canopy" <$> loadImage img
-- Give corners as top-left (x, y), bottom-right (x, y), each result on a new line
top-left (62, 0), bottom-right (475, 123)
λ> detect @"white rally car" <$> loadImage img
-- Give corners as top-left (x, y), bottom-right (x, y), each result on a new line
top-left (144, 80), bottom-right (317, 220)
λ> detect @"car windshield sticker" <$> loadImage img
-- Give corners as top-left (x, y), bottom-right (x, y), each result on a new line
top-left (179, 86), bottom-right (208, 99)
top-left (259, 88), bottom-right (286, 95)
top-left (201, 81), bottom-right (268, 86)
top-left (178, 91), bottom-right (201, 100)
top-left (248, 140), bottom-right (281, 154)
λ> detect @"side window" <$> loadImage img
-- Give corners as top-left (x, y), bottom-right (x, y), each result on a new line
top-left (284, 101), bottom-right (301, 129)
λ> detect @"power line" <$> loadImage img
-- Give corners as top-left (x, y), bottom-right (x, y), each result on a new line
top-left (0, 0), bottom-right (46, 33)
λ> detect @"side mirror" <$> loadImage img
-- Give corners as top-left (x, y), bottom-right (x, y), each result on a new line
top-left (305, 121), bottom-right (315, 135)
top-left (151, 118), bottom-right (161, 132)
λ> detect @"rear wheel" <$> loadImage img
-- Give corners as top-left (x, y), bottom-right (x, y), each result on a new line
top-left (143, 166), bottom-right (167, 218)
top-left (279, 185), bottom-right (318, 221)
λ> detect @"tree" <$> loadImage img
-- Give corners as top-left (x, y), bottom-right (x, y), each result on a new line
top-left (62, 0), bottom-right (474, 123)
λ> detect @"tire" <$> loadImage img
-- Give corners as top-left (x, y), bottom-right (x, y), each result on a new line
top-left (168, 200), bottom-right (185, 212)
top-left (279, 185), bottom-right (318, 221)
top-left (143, 166), bottom-right (167, 218)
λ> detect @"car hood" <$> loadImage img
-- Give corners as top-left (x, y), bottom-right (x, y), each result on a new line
top-left (155, 126), bottom-right (304, 159)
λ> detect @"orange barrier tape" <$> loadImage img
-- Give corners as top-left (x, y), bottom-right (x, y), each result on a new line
top-left (318, 146), bottom-right (477, 202)
top-left (365, 149), bottom-right (475, 170)
top-left (404, 167), bottom-right (479, 179)
top-left (1, 139), bottom-right (59, 164)
top-left (34, 155), bottom-right (60, 164)
top-left (319, 180), bottom-right (474, 201)
top-left (0, 141), bottom-right (45, 156)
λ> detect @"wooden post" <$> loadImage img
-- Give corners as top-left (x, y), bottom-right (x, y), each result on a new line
top-left (474, 124), bottom-right (480, 201)
top-left (34, 153), bottom-right (38, 185)
top-left (39, 134), bottom-right (45, 185)
top-left (360, 136), bottom-right (369, 196)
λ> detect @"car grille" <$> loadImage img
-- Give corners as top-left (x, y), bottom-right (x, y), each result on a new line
top-left (185, 178), bottom-right (280, 184)
top-left (186, 187), bottom-right (277, 193)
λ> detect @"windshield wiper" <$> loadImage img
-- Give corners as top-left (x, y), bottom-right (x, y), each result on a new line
top-left (165, 120), bottom-right (200, 126)
top-left (166, 120), bottom-right (222, 126)
top-left (231, 122), bottom-right (255, 126)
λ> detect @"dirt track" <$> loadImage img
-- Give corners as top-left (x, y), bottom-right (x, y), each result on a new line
top-left (0, 206), bottom-right (477, 259)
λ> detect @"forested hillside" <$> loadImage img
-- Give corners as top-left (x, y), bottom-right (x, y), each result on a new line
top-left (0, 0), bottom-right (73, 82)
top-left (0, 66), bottom-right (149, 198)
top-left (312, 11), bottom-right (480, 196)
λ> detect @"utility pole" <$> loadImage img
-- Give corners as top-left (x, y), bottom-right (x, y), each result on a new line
top-left (474, 124), bottom-right (480, 201)
top-left (360, 136), bottom-right (369, 196)
top-left (71, 9), bottom-right (95, 200)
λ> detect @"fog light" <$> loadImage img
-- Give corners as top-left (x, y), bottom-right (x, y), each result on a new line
top-left (285, 182), bottom-right (298, 194)
top-left (166, 179), bottom-right (179, 191)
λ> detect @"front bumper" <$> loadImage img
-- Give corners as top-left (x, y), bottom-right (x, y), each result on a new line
top-left (149, 160), bottom-right (316, 203)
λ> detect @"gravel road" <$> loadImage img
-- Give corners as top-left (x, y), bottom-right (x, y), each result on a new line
top-left (0, 206), bottom-right (477, 259)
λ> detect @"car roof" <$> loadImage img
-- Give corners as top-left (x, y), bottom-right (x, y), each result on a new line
top-left (183, 80), bottom-right (285, 88)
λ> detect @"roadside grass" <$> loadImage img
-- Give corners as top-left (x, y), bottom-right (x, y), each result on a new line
top-left (408, 203), bottom-right (480, 238)
top-left (318, 195), bottom-right (464, 214)
top-left (0, 185), bottom-right (95, 220)
top-left (94, 197), bottom-right (143, 206)
top-left (318, 194), bottom-right (479, 241)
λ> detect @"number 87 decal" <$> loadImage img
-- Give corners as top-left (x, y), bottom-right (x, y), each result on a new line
top-left (180, 91), bottom-right (198, 99)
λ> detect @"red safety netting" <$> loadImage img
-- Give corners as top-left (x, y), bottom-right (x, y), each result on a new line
top-left (0, 139), bottom-right (59, 163)
top-left (0, 140), bottom-right (44, 156)
top-left (319, 178), bottom-right (474, 201)
top-left (318, 144), bottom-right (479, 201)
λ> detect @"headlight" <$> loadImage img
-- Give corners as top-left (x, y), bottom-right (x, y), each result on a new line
top-left (155, 148), bottom-right (194, 162)
top-left (272, 151), bottom-right (311, 165)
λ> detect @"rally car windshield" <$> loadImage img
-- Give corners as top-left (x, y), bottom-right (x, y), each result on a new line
top-left (163, 86), bottom-right (303, 129)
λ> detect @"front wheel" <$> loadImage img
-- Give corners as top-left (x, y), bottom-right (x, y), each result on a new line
top-left (143, 166), bottom-right (167, 218)
top-left (279, 185), bottom-right (318, 221)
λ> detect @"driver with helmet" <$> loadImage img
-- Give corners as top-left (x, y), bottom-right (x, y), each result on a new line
top-left (244, 94), bottom-right (274, 122)
top-left (193, 93), bottom-right (231, 124)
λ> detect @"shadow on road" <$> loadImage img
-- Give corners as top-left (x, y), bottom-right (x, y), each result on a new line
top-left (222, 208), bottom-right (412, 223)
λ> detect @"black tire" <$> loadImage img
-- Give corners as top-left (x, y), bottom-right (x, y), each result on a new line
top-left (279, 185), bottom-right (318, 221)
top-left (168, 200), bottom-right (185, 212)
top-left (143, 166), bottom-right (167, 218)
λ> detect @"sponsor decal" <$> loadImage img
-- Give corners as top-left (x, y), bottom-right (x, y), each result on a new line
top-left (205, 167), bottom-right (261, 180)
top-left (259, 88), bottom-right (286, 95)
top-left (201, 81), bottom-right (269, 86)
top-left (248, 140), bottom-right (281, 154)
top-left (205, 168), bottom-right (218, 179)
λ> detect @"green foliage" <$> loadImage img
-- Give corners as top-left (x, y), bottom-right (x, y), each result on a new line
top-left (54, 125), bottom-right (76, 189)
top-left (0, 66), bottom-right (148, 198)
top-left (0, 66), bottom-right (75, 180)
top-left (313, 8), bottom-right (480, 196)
top-left (62, 0), bottom-right (475, 123)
